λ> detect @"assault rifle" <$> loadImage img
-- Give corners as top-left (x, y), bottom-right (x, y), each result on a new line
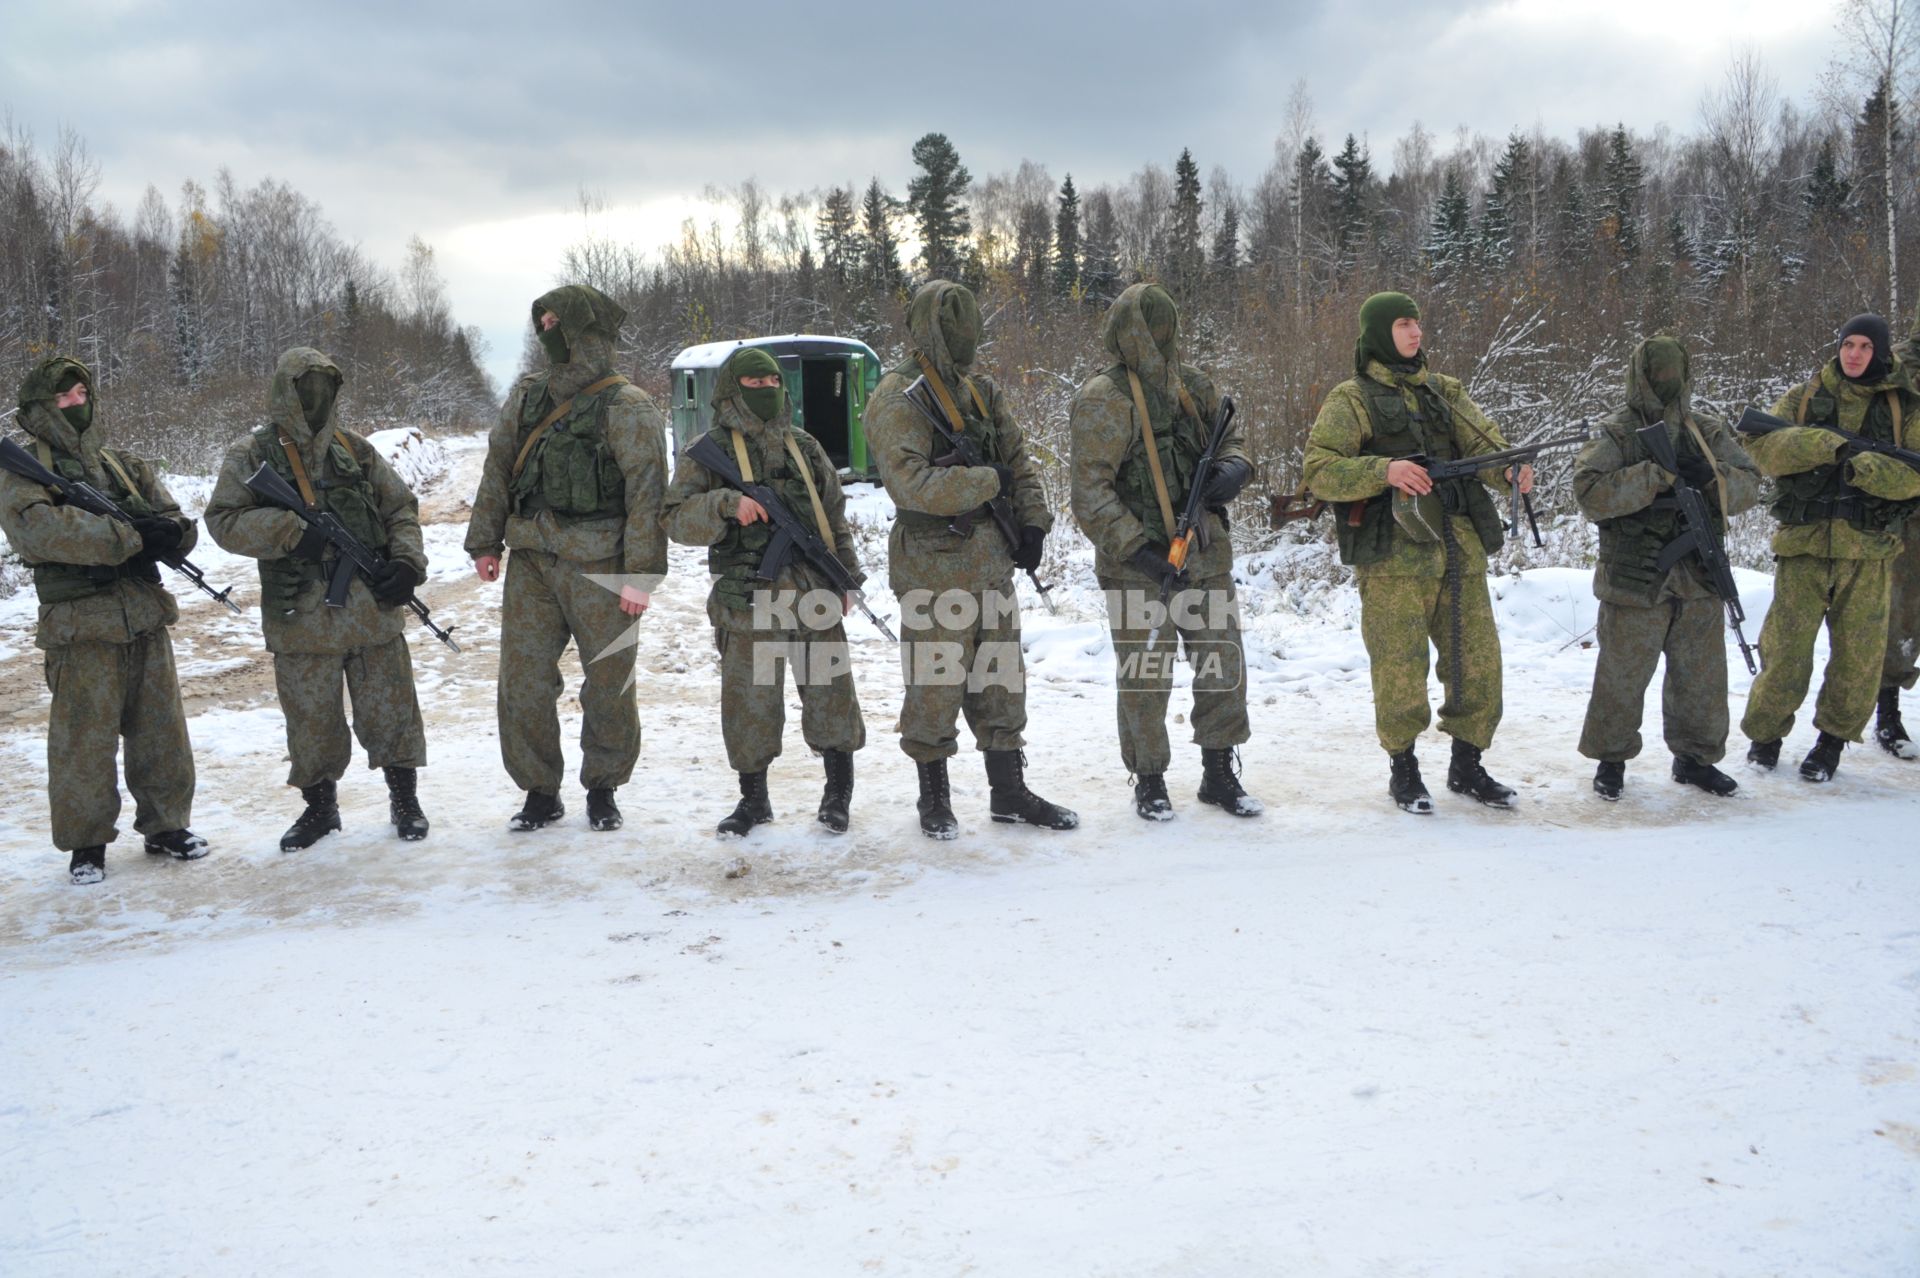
top-left (685, 433), bottom-right (897, 641)
top-left (242, 461), bottom-right (460, 651)
top-left (1733, 406), bottom-right (1920, 473)
top-left (1637, 423), bottom-right (1759, 675)
top-left (899, 377), bottom-right (1059, 615)
top-left (1412, 430), bottom-right (1592, 546)
top-left (1146, 395), bottom-right (1237, 651)
top-left (0, 436), bottom-right (241, 613)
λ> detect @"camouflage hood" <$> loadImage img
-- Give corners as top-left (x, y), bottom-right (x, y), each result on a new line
top-left (534, 284), bottom-right (626, 398)
top-left (1624, 336), bottom-right (1693, 429)
top-left (906, 280), bottom-right (981, 387)
top-left (14, 355), bottom-right (102, 465)
top-left (267, 347), bottom-right (344, 458)
top-left (711, 346), bottom-right (790, 440)
top-left (1102, 282), bottom-right (1182, 401)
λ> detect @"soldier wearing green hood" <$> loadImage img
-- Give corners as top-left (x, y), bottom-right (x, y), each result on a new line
top-left (1741, 314), bottom-right (1920, 782)
top-left (1573, 336), bottom-right (1761, 799)
top-left (663, 346), bottom-right (866, 836)
top-left (863, 279), bottom-right (1077, 839)
top-left (1303, 292), bottom-right (1531, 813)
top-left (465, 284), bottom-right (669, 832)
top-left (206, 347), bottom-right (431, 851)
top-left (1875, 313), bottom-right (1920, 759)
top-left (0, 357), bottom-right (208, 884)
top-left (1069, 283), bottom-right (1259, 820)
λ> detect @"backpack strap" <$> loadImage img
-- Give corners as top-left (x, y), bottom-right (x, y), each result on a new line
top-left (511, 374), bottom-right (628, 479)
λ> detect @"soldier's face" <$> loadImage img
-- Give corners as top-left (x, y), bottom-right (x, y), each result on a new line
top-left (738, 374), bottom-right (781, 389)
top-left (539, 311), bottom-right (560, 332)
top-left (1392, 318), bottom-right (1422, 359)
top-left (54, 382), bottom-right (88, 410)
top-left (1840, 335), bottom-right (1875, 378)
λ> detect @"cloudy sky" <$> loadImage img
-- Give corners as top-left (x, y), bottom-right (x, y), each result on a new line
top-left (4, 0), bottom-right (1847, 391)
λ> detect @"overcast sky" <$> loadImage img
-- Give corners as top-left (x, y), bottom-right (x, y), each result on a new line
top-left (4, 0), bottom-right (1848, 392)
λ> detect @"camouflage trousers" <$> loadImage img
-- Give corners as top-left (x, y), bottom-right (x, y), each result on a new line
top-left (1743, 554), bottom-right (1890, 744)
top-left (498, 548), bottom-right (638, 793)
top-left (273, 634), bottom-right (427, 788)
top-left (1358, 570), bottom-right (1504, 754)
top-left (716, 616), bottom-right (863, 774)
top-left (1096, 569), bottom-right (1250, 775)
top-left (896, 581), bottom-right (1026, 763)
top-left (1578, 596), bottom-right (1729, 763)
top-left (43, 629), bottom-right (195, 851)
top-left (1882, 536), bottom-right (1920, 691)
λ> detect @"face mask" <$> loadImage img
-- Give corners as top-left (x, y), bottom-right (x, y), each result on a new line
top-left (295, 370), bottom-right (338, 427)
top-left (1142, 290), bottom-right (1179, 359)
top-left (938, 291), bottom-right (981, 367)
top-left (61, 400), bottom-right (93, 431)
top-left (538, 325), bottom-right (571, 365)
top-left (741, 386), bottom-right (784, 422)
top-left (1644, 340), bottom-right (1687, 405)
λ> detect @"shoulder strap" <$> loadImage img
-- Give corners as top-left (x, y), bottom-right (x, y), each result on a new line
top-left (1889, 390), bottom-right (1905, 449)
top-left (1126, 369), bottom-right (1180, 541)
top-left (510, 374), bottom-right (628, 479)
top-left (275, 431), bottom-right (319, 508)
top-left (728, 427), bottom-right (756, 483)
top-left (1680, 415), bottom-right (1729, 537)
top-left (782, 434), bottom-right (835, 545)
top-left (1796, 377), bottom-right (1818, 425)
top-left (97, 449), bottom-right (140, 497)
top-left (964, 378), bottom-right (989, 420)
top-left (915, 353), bottom-right (975, 440)
top-left (34, 440), bottom-right (51, 470)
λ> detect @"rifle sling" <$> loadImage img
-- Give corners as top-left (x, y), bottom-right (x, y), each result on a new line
top-left (1126, 369), bottom-right (1180, 543)
top-left (511, 374), bottom-right (628, 479)
top-left (37, 438), bottom-right (142, 509)
top-left (1677, 414), bottom-right (1729, 537)
top-left (728, 427), bottom-right (835, 547)
top-left (275, 431), bottom-right (320, 508)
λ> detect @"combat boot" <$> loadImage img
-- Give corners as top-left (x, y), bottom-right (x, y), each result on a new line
top-left (1196, 748), bottom-right (1263, 817)
top-left (1133, 773), bottom-right (1173, 821)
top-left (817, 751), bottom-right (853, 834)
top-left (1876, 686), bottom-right (1916, 759)
top-left (1446, 739), bottom-right (1516, 809)
top-left (587, 788), bottom-right (622, 832)
top-left (281, 781), bottom-right (341, 852)
top-left (984, 750), bottom-right (1079, 830)
top-left (1746, 738), bottom-right (1781, 770)
top-left (1593, 760), bottom-right (1625, 801)
top-left (1799, 731), bottom-right (1845, 783)
top-left (144, 829), bottom-right (210, 859)
top-left (385, 767), bottom-right (428, 841)
top-left (69, 846), bottom-right (106, 885)
top-left (1388, 748), bottom-right (1433, 814)
top-left (510, 791), bottom-right (565, 831)
top-left (717, 770), bottom-right (772, 838)
top-left (1672, 754), bottom-right (1738, 796)
top-left (916, 759), bottom-right (958, 840)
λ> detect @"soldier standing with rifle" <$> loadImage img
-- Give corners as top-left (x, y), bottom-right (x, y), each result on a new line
top-left (1573, 337), bottom-right (1760, 799)
top-left (1739, 314), bottom-right (1920, 782)
top-left (1069, 283), bottom-right (1259, 821)
top-left (663, 347), bottom-right (869, 837)
top-left (0, 357), bottom-right (213, 884)
top-left (1877, 313), bottom-right (1920, 758)
top-left (863, 280), bottom-right (1076, 839)
top-left (205, 347), bottom-right (432, 850)
top-left (1303, 292), bottom-right (1537, 814)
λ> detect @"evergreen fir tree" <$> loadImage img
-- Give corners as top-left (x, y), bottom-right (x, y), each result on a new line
top-left (906, 132), bottom-right (972, 282)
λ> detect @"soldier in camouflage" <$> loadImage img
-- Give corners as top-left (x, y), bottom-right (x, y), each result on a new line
top-left (1304, 292), bottom-right (1532, 813)
top-left (1741, 314), bottom-right (1920, 782)
top-left (205, 347), bottom-right (431, 850)
top-left (1069, 283), bottom-right (1259, 820)
top-left (863, 280), bottom-right (1076, 839)
top-left (0, 357), bottom-right (208, 884)
top-left (663, 347), bottom-right (865, 836)
top-left (1876, 314), bottom-right (1920, 758)
top-left (465, 285), bottom-right (668, 832)
top-left (1573, 336), bottom-right (1761, 799)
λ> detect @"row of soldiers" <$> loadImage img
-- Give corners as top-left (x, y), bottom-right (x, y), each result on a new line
top-left (7, 281), bottom-right (1919, 884)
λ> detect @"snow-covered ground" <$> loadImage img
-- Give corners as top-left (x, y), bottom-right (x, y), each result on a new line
top-left (0, 432), bottom-right (1915, 1275)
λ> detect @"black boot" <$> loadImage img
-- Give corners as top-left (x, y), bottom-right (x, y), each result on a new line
top-left (1133, 773), bottom-right (1173, 821)
top-left (1746, 738), bottom-right (1781, 771)
top-left (385, 767), bottom-right (429, 841)
top-left (1876, 686), bottom-right (1916, 759)
top-left (144, 829), bottom-right (210, 860)
top-left (510, 790), bottom-right (565, 831)
top-left (1799, 731), bottom-right (1845, 783)
top-left (1672, 754), bottom-right (1738, 796)
top-left (817, 751), bottom-right (853, 834)
top-left (916, 759), bottom-right (958, 840)
top-left (717, 770), bottom-right (772, 838)
top-left (69, 846), bottom-right (106, 885)
top-left (985, 750), bottom-right (1079, 830)
top-left (1592, 760), bottom-right (1625, 801)
top-left (587, 788), bottom-right (622, 832)
top-left (1388, 748), bottom-right (1433, 814)
top-left (281, 781), bottom-right (341, 852)
top-left (1446, 739), bottom-right (1516, 809)
top-left (1196, 748), bottom-right (1263, 817)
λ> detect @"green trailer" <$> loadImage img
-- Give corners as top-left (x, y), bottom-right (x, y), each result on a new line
top-left (668, 335), bottom-right (884, 480)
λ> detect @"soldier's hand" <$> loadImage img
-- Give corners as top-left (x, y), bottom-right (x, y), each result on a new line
top-left (987, 464), bottom-right (1015, 497)
top-left (736, 495), bottom-right (769, 525)
top-left (1674, 454), bottom-right (1716, 490)
top-left (619, 585), bottom-right (649, 617)
top-left (1386, 459), bottom-right (1433, 495)
top-left (474, 555), bottom-right (502, 583)
top-left (370, 559), bottom-right (420, 607)
top-left (132, 515), bottom-right (184, 557)
top-left (1508, 463), bottom-right (1535, 495)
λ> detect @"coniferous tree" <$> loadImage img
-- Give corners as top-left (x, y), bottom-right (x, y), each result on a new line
top-left (906, 132), bottom-right (972, 281)
top-left (816, 186), bottom-right (859, 286)
top-left (859, 177), bottom-right (904, 293)
top-left (1168, 148), bottom-right (1205, 296)
top-left (1081, 189), bottom-right (1122, 303)
top-left (1601, 124), bottom-right (1644, 257)
top-left (1426, 165), bottom-right (1472, 266)
top-left (1053, 174), bottom-right (1082, 297)
top-left (1329, 134), bottom-right (1374, 269)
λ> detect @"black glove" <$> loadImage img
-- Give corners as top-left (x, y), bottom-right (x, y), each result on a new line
top-left (989, 464), bottom-right (1015, 498)
top-left (1013, 525), bottom-right (1045, 572)
top-left (1674, 453), bottom-right (1716, 490)
top-left (1130, 542), bottom-right (1188, 590)
top-left (290, 523), bottom-right (330, 562)
top-left (370, 559), bottom-right (420, 607)
top-left (131, 515), bottom-right (184, 558)
top-left (1201, 456), bottom-right (1252, 507)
